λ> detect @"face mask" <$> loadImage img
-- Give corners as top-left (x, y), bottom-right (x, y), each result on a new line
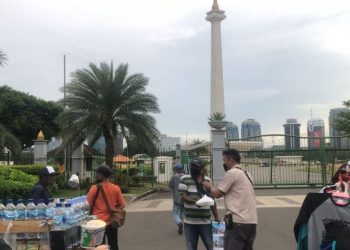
top-left (223, 163), bottom-right (229, 172)
top-left (191, 168), bottom-right (202, 178)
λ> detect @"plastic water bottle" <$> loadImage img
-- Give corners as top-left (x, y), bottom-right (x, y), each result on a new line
top-left (15, 199), bottom-right (27, 220)
top-left (81, 196), bottom-right (90, 217)
top-left (37, 199), bottom-right (47, 219)
top-left (76, 197), bottom-right (84, 221)
top-left (46, 198), bottom-right (56, 219)
top-left (0, 199), bottom-right (5, 220)
top-left (53, 203), bottom-right (64, 230)
top-left (64, 203), bottom-right (75, 226)
top-left (15, 199), bottom-right (27, 239)
top-left (70, 198), bottom-right (79, 222)
top-left (26, 199), bottom-right (38, 219)
top-left (5, 199), bottom-right (17, 221)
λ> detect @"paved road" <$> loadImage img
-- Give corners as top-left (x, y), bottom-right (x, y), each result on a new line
top-left (119, 188), bottom-right (317, 250)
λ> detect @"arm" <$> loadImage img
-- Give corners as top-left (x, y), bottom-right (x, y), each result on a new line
top-left (169, 176), bottom-right (175, 189)
top-left (210, 202), bottom-right (220, 221)
top-left (116, 186), bottom-right (126, 208)
top-left (181, 193), bottom-right (197, 205)
top-left (210, 186), bottom-right (225, 199)
top-left (87, 185), bottom-right (97, 207)
top-left (202, 181), bottom-right (225, 199)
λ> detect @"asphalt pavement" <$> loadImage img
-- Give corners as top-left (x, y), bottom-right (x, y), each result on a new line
top-left (118, 188), bottom-right (317, 250)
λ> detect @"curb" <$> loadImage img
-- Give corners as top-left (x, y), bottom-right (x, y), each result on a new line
top-left (129, 189), bottom-right (160, 203)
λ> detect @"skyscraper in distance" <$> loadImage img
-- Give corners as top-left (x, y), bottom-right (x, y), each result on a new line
top-left (241, 119), bottom-right (262, 141)
top-left (226, 122), bottom-right (239, 140)
top-left (283, 118), bottom-right (301, 150)
top-left (307, 118), bottom-right (325, 148)
top-left (329, 108), bottom-right (350, 149)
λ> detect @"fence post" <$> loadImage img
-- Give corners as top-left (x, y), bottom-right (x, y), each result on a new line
top-left (7, 151), bottom-right (10, 165)
top-left (270, 151), bottom-right (273, 185)
top-left (151, 157), bottom-right (154, 188)
top-left (307, 150), bottom-right (311, 185)
top-left (321, 137), bottom-right (327, 186)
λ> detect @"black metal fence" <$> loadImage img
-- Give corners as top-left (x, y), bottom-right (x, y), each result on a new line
top-left (0, 153), bottom-right (212, 189)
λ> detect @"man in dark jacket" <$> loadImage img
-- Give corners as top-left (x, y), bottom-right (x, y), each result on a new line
top-left (29, 166), bottom-right (59, 205)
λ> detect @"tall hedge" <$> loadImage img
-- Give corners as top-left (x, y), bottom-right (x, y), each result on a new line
top-left (0, 167), bottom-right (37, 203)
top-left (0, 165), bottom-right (58, 176)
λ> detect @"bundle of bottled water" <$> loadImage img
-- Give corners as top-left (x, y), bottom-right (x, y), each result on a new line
top-left (0, 196), bottom-right (91, 231)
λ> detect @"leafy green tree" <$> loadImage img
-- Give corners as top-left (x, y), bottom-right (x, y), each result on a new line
top-left (335, 100), bottom-right (350, 134)
top-left (123, 134), bottom-right (159, 158)
top-left (0, 50), bottom-right (8, 67)
top-left (190, 138), bottom-right (209, 155)
top-left (56, 62), bottom-right (160, 167)
top-left (0, 124), bottom-right (21, 156)
top-left (0, 86), bottom-right (63, 147)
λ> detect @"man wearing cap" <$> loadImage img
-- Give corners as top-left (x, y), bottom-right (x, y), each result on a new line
top-left (179, 158), bottom-right (219, 250)
top-left (169, 162), bottom-right (185, 234)
top-left (29, 166), bottom-right (59, 205)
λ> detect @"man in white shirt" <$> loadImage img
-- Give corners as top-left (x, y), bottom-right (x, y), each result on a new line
top-left (203, 149), bottom-right (257, 250)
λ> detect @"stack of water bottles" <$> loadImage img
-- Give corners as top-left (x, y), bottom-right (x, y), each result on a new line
top-left (0, 196), bottom-right (91, 232)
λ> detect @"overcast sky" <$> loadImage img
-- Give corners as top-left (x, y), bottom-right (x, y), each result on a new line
top-left (1, 0), bottom-right (350, 143)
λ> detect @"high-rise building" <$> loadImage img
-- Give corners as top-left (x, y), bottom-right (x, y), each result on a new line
top-left (307, 118), bottom-right (325, 148)
top-left (329, 108), bottom-right (350, 149)
top-left (226, 122), bottom-right (239, 140)
top-left (283, 118), bottom-right (301, 150)
top-left (241, 119), bottom-right (262, 141)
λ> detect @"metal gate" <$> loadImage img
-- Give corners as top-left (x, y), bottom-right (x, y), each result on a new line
top-left (227, 135), bottom-right (350, 187)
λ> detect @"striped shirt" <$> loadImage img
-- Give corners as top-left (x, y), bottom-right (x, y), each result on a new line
top-left (178, 174), bottom-right (212, 225)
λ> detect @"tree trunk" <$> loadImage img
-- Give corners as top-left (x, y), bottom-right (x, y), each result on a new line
top-left (103, 125), bottom-right (115, 168)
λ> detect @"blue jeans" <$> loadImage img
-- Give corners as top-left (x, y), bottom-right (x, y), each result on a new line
top-left (172, 203), bottom-right (184, 225)
top-left (184, 223), bottom-right (213, 250)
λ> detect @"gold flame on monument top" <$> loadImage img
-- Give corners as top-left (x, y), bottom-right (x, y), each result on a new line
top-left (37, 130), bottom-right (45, 141)
top-left (212, 0), bottom-right (219, 10)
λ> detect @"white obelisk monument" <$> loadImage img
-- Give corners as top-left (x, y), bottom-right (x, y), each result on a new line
top-left (206, 0), bottom-right (227, 184)
top-left (206, 0), bottom-right (226, 114)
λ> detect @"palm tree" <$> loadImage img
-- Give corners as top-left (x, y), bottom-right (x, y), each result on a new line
top-left (208, 112), bottom-right (225, 121)
top-left (191, 138), bottom-right (205, 146)
top-left (56, 62), bottom-right (160, 167)
top-left (0, 50), bottom-right (8, 67)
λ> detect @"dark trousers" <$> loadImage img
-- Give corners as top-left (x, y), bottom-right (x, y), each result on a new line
top-left (184, 223), bottom-right (213, 250)
top-left (103, 224), bottom-right (119, 250)
top-left (224, 223), bottom-right (256, 250)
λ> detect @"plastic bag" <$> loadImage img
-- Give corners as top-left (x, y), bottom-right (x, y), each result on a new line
top-left (195, 194), bottom-right (215, 206)
top-left (0, 221), bottom-right (15, 250)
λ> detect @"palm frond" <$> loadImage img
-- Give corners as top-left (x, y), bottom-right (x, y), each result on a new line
top-left (0, 50), bottom-right (8, 67)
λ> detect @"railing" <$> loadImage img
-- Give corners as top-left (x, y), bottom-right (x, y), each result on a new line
top-left (227, 134), bottom-right (350, 187)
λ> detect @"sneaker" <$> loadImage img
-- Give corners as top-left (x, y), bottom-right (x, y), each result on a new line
top-left (177, 222), bottom-right (183, 235)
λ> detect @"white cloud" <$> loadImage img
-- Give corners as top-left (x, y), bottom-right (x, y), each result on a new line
top-left (1, 0), bottom-right (350, 141)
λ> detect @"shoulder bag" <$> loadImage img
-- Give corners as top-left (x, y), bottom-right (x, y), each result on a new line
top-left (100, 184), bottom-right (126, 228)
top-left (89, 184), bottom-right (101, 215)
